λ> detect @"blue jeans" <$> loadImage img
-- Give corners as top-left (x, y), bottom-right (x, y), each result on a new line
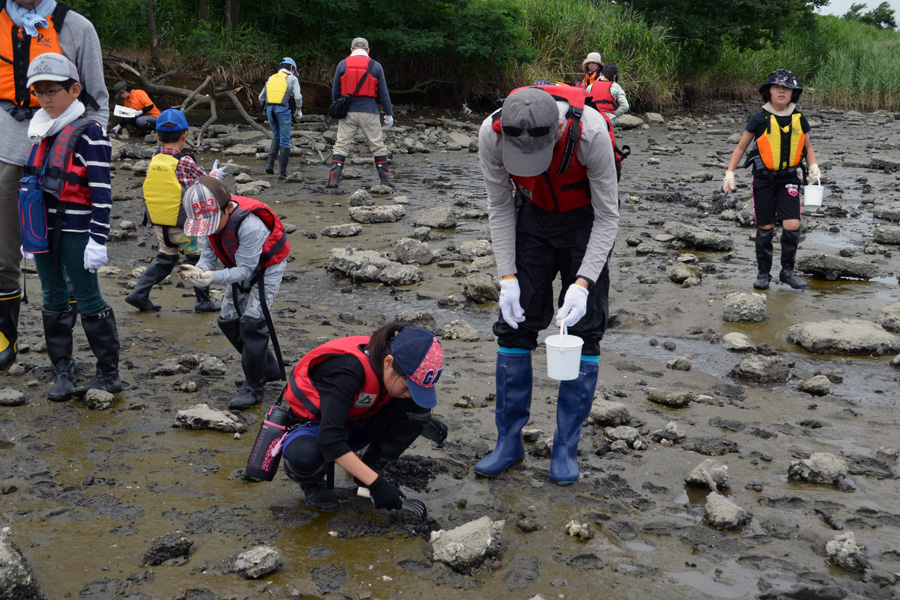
top-left (267, 105), bottom-right (292, 148)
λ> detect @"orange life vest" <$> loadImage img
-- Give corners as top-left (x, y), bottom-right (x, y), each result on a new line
top-left (285, 336), bottom-right (392, 422)
top-left (754, 113), bottom-right (806, 172)
top-left (0, 3), bottom-right (70, 108)
top-left (340, 55), bottom-right (377, 98)
top-left (24, 117), bottom-right (93, 207)
top-left (208, 197), bottom-right (290, 268)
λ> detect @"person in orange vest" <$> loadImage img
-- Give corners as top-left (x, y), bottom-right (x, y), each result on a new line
top-left (577, 52), bottom-right (603, 89)
top-left (178, 176), bottom-right (290, 410)
top-left (258, 57), bottom-right (302, 180)
top-left (0, 0), bottom-right (108, 371)
top-left (476, 85), bottom-right (619, 485)
top-left (280, 322), bottom-right (443, 510)
top-left (723, 69), bottom-right (821, 290)
top-left (326, 37), bottom-right (395, 189)
top-left (111, 82), bottom-right (160, 135)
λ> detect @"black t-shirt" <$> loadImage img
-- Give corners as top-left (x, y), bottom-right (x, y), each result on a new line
top-left (745, 109), bottom-right (810, 174)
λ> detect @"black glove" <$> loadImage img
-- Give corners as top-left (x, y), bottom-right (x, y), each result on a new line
top-left (368, 475), bottom-right (404, 510)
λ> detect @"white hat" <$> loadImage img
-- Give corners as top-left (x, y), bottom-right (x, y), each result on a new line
top-left (26, 53), bottom-right (79, 88)
top-left (581, 52), bottom-right (603, 73)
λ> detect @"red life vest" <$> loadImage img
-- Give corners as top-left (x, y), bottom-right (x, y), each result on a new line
top-left (340, 55), bottom-right (378, 98)
top-left (0, 3), bottom-right (70, 108)
top-left (285, 336), bottom-right (392, 422)
top-left (586, 80), bottom-right (615, 113)
top-left (208, 197), bottom-right (290, 268)
top-left (25, 117), bottom-right (94, 207)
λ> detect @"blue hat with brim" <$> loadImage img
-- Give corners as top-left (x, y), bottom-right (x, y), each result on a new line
top-left (156, 109), bottom-right (189, 132)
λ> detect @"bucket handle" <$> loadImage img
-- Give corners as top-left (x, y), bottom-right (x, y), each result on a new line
top-left (814, 177), bottom-right (820, 186)
top-left (558, 322), bottom-right (567, 352)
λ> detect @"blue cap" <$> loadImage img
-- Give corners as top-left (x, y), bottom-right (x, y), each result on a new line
top-left (391, 327), bottom-right (443, 409)
top-left (156, 109), bottom-right (188, 132)
top-left (280, 57), bottom-right (296, 69)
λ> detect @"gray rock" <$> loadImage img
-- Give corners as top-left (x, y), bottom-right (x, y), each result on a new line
top-left (564, 520), bottom-right (594, 541)
top-left (667, 355), bottom-right (692, 371)
top-left (669, 263), bottom-right (701, 284)
top-left (874, 224), bottom-right (900, 244)
top-left (233, 545), bottom-right (283, 579)
top-left (218, 130), bottom-right (268, 147)
top-left (175, 404), bottom-right (248, 433)
top-left (321, 223), bottom-right (363, 238)
top-left (234, 181), bottom-right (271, 196)
top-left (722, 292), bottom-right (767, 323)
top-left (150, 357), bottom-right (190, 376)
top-left (788, 452), bottom-right (848, 485)
top-left (704, 492), bottom-right (751, 531)
top-left (664, 221), bottom-right (733, 251)
top-left (616, 114), bottom-right (646, 130)
top-left (788, 318), bottom-right (900, 355)
top-left (797, 375), bottom-right (832, 396)
top-left (142, 532), bottom-right (194, 566)
top-left (84, 388), bottom-right (115, 410)
top-left (873, 203), bottom-right (900, 222)
top-left (0, 527), bottom-right (47, 600)
top-left (870, 154), bottom-right (900, 171)
top-left (646, 387), bottom-right (692, 407)
top-left (198, 355), bottom-right (228, 376)
top-left (651, 421), bottom-right (686, 444)
top-left (795, 253), bottom-right (879, 281)
top-left (349, 204), bottom-right (406, 224)
top-left (348, 189), bottom-right (375, 207)
top-left (430, 516), bottom-right (504, 574)
top-left (825, 532), bottom-right (869, 572)
top-left (328, 248), bottom-right (423, 286)
top-left (731, 355), bottom-right (790, 383)
top-left (587, 399), bottom-right (632, 426)
top-left (721, 332), bottom-right (756, 352)
top-left (644, 113), bottom-right (665, 125)
top-left (877, 301), bottom-right (900, 333)
top-left (605, 426), bottom-right (640, 445)
top-left (463, 273), bottom-right (498, 303)
top-left (686, 458), bottom-right (729, 489)
top-left (441, 319), bottom-right (480, 342)
top-left (413, 206), bottom-right (456, 229)
top-left (393, 238), bottom-right (434, 265)
top-left (0, 388), bottom-right (27, 407)
top-left (690, 170), bottom-right (714, 182)
top-left (458, 240), bottom-right (492, 261)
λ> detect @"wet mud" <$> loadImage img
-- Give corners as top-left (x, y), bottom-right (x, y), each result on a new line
top-left (1, 102), bottom-right (900, 600)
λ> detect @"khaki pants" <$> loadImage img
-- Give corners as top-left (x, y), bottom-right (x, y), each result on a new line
top-left (332, 111), bottom-right (387, 157)
top-left (154, 225), bottom-right (199, 256)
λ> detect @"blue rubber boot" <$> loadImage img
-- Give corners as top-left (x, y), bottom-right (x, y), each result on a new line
top-left (550, 359), bottom-right (599, 484)
top-left (474, 350), bottom-right (533, 477)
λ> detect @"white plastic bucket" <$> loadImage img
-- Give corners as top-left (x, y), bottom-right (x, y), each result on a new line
top-left (804, 177), bottom-right (823, 207)
top-left (545, 325), bottom-right (584, 381)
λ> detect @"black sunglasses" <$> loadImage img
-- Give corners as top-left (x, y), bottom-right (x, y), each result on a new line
top-left (502, 125), bottom-right (552, 137)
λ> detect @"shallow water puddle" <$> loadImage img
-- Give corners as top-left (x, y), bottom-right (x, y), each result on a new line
top-left (665, 558), bottom-right (760, 598)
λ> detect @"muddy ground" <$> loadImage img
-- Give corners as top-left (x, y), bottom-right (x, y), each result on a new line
top-left (2, 101), bottom-right (900, 600)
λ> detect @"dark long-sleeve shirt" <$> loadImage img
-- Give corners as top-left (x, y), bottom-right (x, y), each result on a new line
top-left (331, 50), bottom-right (393, 118)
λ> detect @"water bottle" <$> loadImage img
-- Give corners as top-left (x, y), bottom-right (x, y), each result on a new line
top-left (245, 404), bottom-right (292, 481)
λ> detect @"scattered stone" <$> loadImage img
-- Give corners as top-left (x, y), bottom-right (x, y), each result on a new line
top-left (722, 332), bottom-right (756, 352)
top-left (348, 189), bottom-right (375, 207)
top-left (430, 516), bottom-right (504, 574)
top-left (797, 375), bottom-right (832, 396)
top-left (731, 355), bottom-right (790, 383)
top-left (441, 319), bottom-right (480, 342)
top-left (586, 399), bottom-right (632, 426)
top-left (175, 404), bottom-right (248, 433)
top-left (825, 532), bottom-right (868, 572)
top-left (321, 223), bottom-right (363, 238)
top-left (349, 204), bottom-right (405, 224)
top-left (564, 520), bottom-right (594, 541)
top-left (686, 458), bottom-right (729, 489)
top-left (788, 319), bottom-right (900, 355)
top-left (669, 263), bottom-right (701, 284)
top-left (0, 388), bottom-right (27, 407)
top-left (328, 248), bottom-right (423, 285)
top-left (722, 292), bottom-right (767, 323)
top-left (198, 355), bottom-right (227, 376)
top-left (605, 426), bottom-right (640, 446)
top-left (462, 273), bottom-right (498, 303)
top-left (413, 206), bottom-right (457, 229)
top-left (877, 301), bottom-right (900, 333)
top-left (617, 114), bottom-right (646, 129)
top-left (646, 387), bottom-right (692, 407)
top-left (874, 224), bottom-right (900, 245)
top-left (795, 253), bottom-right (879, 281)
top-left (522, 428), bottom-right (542, 442)
top-left (458, 240), bottom-right (492, 261)
top-left (393, 238), bottom-right (434, 265)
top-left (666, 355), bottom-right (692, 371)
top-left (788, 452), bottom-right (848, 486)
top-left (704, 492), bottom-right (751, 531)
top-left (84, 388), bottom-right (115, 410)
top-left (142, 532), bottom-right (194, 566)
top-left (651, 421), bottom-right (686, 443)
top-left (233, 545), bottom-right (283, 579)
top-left (664, 221), bottom-right (733, 251)
top-left (0, 527), bottom-right (47, 600)
top-left (150, 358), bottom-right (190, 376)
top-left (531, 437), bottom-right (552, 458)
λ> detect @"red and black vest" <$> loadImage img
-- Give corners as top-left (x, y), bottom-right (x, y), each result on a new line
top-left (586, 80), bottom-right (615, 114)
top-left (340, 55), bottom-right (377, 98)
top-left (24, 117), bottom-right (94, 206)
top-left (285, 336), bottom-right (392, 422)
top-left (208, 197), bottom-right (290, 268)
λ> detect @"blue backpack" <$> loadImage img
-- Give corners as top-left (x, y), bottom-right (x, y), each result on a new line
top-left (18, 145), bottom-right (48, 254)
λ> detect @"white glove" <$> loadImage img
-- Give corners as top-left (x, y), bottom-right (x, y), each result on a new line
top-left (384, 115), bottom-right (394, 128)
top-left (555, 283), bottom-right (590, 327)
top-left (83, 238), bottom-right (108, 272)
top-left (112, 124), bottom-right (122, 134)
top-left (722, 171), bottom-right (735, 193)
top-left (209, 159), bottom-right (228, 180)
top-left (177, 264), bottom-right (213, 287)
top-left (20, 246), bottom-right (34, 261)
top-left (294, 109), bottom-right (303, 120)
top-left (498, 277), bottom-right (525, 329)
top-left (808, 163), bottom-right (821, 181)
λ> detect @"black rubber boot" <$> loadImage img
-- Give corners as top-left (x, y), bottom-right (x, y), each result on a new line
top-left (374, 155), bottom-right (393, 187)
top-left (42, 306), bottom-right (77, 401)
top-left (184, 254), bottom-right (220, 313)
top-left (81, 306), bottom-right (122, 393)
top-left (326, 154), bottom-right (345, 188)
top-left (753, 228), bottom-right (775, 290)
top-left (0, 289), bottom-right (21, 369)
top-left (219, 318), bottom-right (280, 383)
top-left (359, 407), bottom-right (431, 476)
top-left (265, 139), bottom-right (278, 175)
top-left (283, 452), bottom-right (339, 510)
top-left (278, 147), bottom-right (290, 181)
top-left (229, 317), bottom-right (269, 410)
top-left (779, 228), bottom-right (807, 289)
top-left (126, 253), bottom-right (178, 311)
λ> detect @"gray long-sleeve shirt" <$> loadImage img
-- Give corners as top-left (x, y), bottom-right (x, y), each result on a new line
top-left (197, 213), bottom-right (287, 285)
top-left (258, 69), bottom-right (302, 108)
top-left (479, 101), bottom-right (620, 282)
top-left (0, 0), bottom-right (108, 166)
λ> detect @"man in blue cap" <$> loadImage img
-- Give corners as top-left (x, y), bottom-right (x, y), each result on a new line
top-left (258, 57), bottom-right (303, 181)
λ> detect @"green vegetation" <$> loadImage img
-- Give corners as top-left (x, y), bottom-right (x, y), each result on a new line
top-left (69, 0), bottom-right (900, 112)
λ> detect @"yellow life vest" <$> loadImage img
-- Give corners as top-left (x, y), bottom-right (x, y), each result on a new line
top-left (265, 71), bottom-right (290, 106)
top-left (142, 153), bottom-right (184, 227)
top-left (756, 113), bottom-right (806, 172)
